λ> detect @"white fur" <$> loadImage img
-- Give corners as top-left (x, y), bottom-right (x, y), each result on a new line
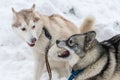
top-left (12, 6), bottom-right (80, 80)
top-left (12, 5), bottom-right (94, 80)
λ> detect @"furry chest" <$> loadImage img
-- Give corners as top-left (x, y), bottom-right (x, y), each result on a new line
top-left (32, 38), bottom-right (50, 54)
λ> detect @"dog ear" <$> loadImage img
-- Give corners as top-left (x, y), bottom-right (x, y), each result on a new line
top-left (12, 8), bottom-right (18, 18)
top-left (83, 31), bottom-right (96, 52)
top-left (12, 8), bottom-right (17, 13)
top-left (31, 4), bottom-right (35, 11)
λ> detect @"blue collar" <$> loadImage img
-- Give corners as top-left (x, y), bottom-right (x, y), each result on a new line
top-left (68, 68), bottom-right (85, 80)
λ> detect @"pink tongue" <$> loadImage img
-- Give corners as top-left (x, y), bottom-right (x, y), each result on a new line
top-left (30, 44), bottom-right (35, 47)
top-left (28, 43), bottom-right (35, 47)
top-left (63, 51), bottom-right (69, 55)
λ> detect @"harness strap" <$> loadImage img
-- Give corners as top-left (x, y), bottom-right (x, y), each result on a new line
top-left (68, 68), bottom-right (85, 80)
top-left (45, 41), bottom-right (52, 80)
top-left (43, 27), bottom-right (52, 80)
top-left (43, 27), bottom-right (52, 40)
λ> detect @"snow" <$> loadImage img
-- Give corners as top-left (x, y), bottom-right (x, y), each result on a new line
top-left (0, 0), bottom-right (120, 80)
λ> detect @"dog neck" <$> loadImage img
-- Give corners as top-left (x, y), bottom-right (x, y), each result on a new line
top-left (69, 40), bottom-right (109, 80)
top-left (68, 67), bottom-right (86, 80)
top-left (75, 40), bottom-right (105, 70)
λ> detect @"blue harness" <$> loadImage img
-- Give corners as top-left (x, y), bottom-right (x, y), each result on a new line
top-left (68, 68), bottom-right (85, 80)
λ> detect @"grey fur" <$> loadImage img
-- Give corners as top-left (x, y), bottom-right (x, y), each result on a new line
top-left (56, 31), bottom-right (120, 80)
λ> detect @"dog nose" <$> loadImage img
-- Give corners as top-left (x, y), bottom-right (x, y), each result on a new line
top-left (31, 38), bottom-right (36, 43)
top-left (56, 40), bottom-right (60, 44)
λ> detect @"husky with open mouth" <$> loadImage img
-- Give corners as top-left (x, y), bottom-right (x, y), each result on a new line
top-left (56, 31), bottom-right (120, 80)
top-left (11, 4), bottom-right (95, 80)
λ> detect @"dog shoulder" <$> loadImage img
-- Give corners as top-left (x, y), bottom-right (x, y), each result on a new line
top-left (49, 14), bottom-right (78, 33)
top-left (49, 14), bottom-right (68, 21)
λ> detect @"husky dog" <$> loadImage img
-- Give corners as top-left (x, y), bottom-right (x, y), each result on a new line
top-left (11, 4), bottom-right (94, 80)
top-left (56, 31), bottom-right (120, 80)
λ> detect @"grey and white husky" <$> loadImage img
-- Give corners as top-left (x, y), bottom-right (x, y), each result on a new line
top-left (56, 31), bottom-right (120, 80)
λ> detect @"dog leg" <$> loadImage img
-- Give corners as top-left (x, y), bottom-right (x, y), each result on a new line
top-left (34, 53), bottom-right (45, 80)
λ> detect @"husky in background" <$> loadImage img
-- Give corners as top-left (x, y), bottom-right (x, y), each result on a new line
top-left (56, 31), bottom-right (120, 80)
top-left (11, 4), bottom-right (94, 80)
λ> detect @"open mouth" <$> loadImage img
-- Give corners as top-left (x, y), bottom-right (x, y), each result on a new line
top-left (27, 43), bottom-right (35, 47)
top-left (58, 50), bottom-right (70, 58)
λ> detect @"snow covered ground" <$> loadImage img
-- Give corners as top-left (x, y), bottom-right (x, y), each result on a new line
top-left (0, 0), bottom-right (120, 80)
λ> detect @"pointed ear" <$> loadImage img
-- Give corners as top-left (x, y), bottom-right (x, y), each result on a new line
top-left (83, 31), bottom-right (96, 51)
top-left (31, 4), bottom-right (35, 11)
top-left (12, 8), bottom-right (17, 13)
top-left (12, 8), bottom-right (17, 18)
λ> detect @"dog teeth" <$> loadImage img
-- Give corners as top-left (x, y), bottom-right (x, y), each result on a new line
top-left (58, 50), bottom-right (66, 56)
top-left (58, 53), bottom-right (62, 56)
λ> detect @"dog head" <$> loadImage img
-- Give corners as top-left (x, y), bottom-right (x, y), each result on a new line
top-left (56, 31), bottom-right (96, 66)
top-left (11, 4), bottom-right (44, 47)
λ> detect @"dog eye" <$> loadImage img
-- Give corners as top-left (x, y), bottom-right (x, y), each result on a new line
top-left (21, 28), bottom-right (26, 31)
top-left (69, 40), bottom-right (72, 44)
top-left (32, 25), bottom-right (35, 29)
top-left (68, 39), bottom-right (74, 46)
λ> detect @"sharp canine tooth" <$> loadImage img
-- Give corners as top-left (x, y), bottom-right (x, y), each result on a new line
top-left (58, 53), bottom-right (62, 56)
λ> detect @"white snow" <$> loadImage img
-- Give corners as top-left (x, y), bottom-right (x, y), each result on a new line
top-left (0, 0), bottom-right (120, 80)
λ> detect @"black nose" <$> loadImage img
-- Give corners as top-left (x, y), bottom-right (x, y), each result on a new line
top-left (31, 38), bottom-right (36, 43)
top-left (56, 40), bottom-right (60, 44)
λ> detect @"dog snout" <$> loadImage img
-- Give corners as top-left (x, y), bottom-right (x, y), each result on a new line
top-left (56, 40), bottom-right (60, 44)
top-left (31, 38), bottom-right (36, 43)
